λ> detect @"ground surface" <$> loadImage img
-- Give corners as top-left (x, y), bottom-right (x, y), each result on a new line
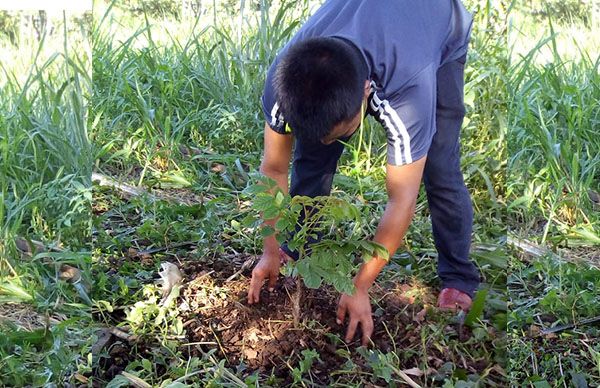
top-left (93, 233), bottom-right (504, 386)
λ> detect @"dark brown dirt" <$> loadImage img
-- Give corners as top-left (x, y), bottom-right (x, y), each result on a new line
top-left (93, 251), bottom-right (498, 385)
top-left (178, 257), bottom-right (433, 385)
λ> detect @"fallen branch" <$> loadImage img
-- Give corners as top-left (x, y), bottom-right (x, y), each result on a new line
top-left (92, 172), bottom-right (148, 198)
top-left (109, 326), bottom-right (138, 342)
top-left (91, 326), bottom-right (139, 359)
top-left (507, 235), bottom-right (597, 268)
top-left (541, 315), bottom-right (600, 335)
top-left (136, 241), bottom-right (197, 255)
top-left (225, 256), bottom-right (257, 282)
top-left (507, 235), bottom-right (558, 259)
top-left (120, 371), bottom-right (152, 388)
top-left (92, 172), bottom-right (198, 205)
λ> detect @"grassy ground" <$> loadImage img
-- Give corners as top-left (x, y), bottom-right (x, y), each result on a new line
top-left (507, 2), bottom-right (600, 386)
top-left (91, 0), bottom-right (506, 386)
top-left (0, 11), bottom-right (94, 386)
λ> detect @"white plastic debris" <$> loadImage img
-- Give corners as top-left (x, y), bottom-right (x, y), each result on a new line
top-left (158, 262), bottom-right (184, 299)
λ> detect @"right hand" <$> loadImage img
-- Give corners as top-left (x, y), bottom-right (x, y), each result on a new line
top-left (247, 252), bottom-right (280, 304)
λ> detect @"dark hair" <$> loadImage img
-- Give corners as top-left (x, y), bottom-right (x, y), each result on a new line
top-left (274, 37), bottom-right (366, 142)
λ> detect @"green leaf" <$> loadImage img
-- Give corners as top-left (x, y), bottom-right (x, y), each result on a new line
top-left (160, 171), bottom-right (191, 188)
top-left (244, 183), bottom-right (269, 195)
top-left (1, 327), bottom-right (53, 349)
top-left (275, 217), bottom-right (290, 232)
top-left (274, 191), bottom-right (285, 207)
top-left (0, 281), bottom-right (33, 302)
top-left (142, 358), bottom-right (153, 372)
top-left (260, 225), bottom-right (275, 238)
top-left (570, 372), bottom-right (588, 388)
top-left (531, 380), bottom-right (552, 388)
top-left (358, 240), bottom-right (374, 255)
top-left (465, 289), bottom-right (488, 327)
top-left (297, 260), bottom-right (322, 289)
top-left (372, 242), bottom-right (389, 260)
top-left (332, 275), bottom-right (354, 295)
top-left (263, 206), bottom-right (280, 220)
top-left (303, 271), bottom-right (323, 289)
top-left (471, 246), bottom-right (507, 269)
top-left (253, 194), bottom-right (274, 212)
top-left (241, 213), bottom-right (257, 227)
top-left (106, 374), bottom-right (137, 388)
top-left (299, 349), bottom-right (320, 372)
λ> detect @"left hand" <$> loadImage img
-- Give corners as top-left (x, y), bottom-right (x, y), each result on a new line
top-left (336, 287), bottom-right (373, 346)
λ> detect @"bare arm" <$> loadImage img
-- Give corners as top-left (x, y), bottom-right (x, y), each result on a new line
top-left (353, 156), bottom-right (426, 291)
top-left (259, 122), bottom-right (293, 254)
top-left (248, 123), bottom-right (293, 304)
top-left (336, 156), bottom-right (426, 344)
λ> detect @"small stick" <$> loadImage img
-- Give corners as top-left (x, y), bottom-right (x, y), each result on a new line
top-left (120, 371), bottom-right (151, 388)
top-left (389, 365), bottom-right (423, 388)
top-left (507, 235), bottom-right (557, 259)
top-left (209, 325), bottom-right (229, 363)
top-left (181, 342), bottom-right (218, 346)
top-left (225, 256), bottom-right (256, 282)
top-left (292, 277), bottom-right (303, 328)
top-left (136, 241), bottom-right (198, 255)
top-left (540, 315), bottom-right (600, 335)
top-left (109, 327), bottom-right (138, 342)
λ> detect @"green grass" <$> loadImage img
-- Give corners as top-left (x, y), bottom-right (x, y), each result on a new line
top-left (507, 3), bottom-right (600, 386)
top-left (0, 11), bottom-right (94, 386)
top-left (508, 4), bottom-right (600, 246)
top-left (507, 41), bottom-right (600, 245)
top-left (508, 250), bottom-right (600, 385)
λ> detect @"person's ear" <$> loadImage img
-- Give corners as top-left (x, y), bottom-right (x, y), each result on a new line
top-left (363, 80), bottom-right (371, 99)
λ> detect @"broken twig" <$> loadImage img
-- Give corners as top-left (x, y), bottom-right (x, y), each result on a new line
top-left (541, 315), bottom-right (600, 335)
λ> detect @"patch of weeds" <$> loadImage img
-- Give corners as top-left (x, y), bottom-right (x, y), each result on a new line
top-left (125, 284), bottom-right (184, 337)
top-left (508, 251), bottom-right (600, 385)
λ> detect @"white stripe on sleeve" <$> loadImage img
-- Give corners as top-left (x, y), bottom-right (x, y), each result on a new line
top-left (370, 90), bottom-right (412, 165)
top-left (270, 102), bottom-right (279, 128)
top-left (382, 100), bottom-right (412, 164)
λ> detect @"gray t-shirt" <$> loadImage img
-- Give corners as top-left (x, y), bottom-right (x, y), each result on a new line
top-left (262, 0), bottom-right (473, 165)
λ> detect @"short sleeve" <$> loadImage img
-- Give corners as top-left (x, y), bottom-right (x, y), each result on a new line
top-left (368, 63), bottom-right (437, 166)
top-left (441, 0), bottom-right (473, 65)
top-left (261, 59), bottom-right (289, 134)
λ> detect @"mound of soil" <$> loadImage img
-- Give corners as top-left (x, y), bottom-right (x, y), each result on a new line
top-left (93, 254), bottom-right (496, 386)
top-left (179, 257), bottom-right (432, 384)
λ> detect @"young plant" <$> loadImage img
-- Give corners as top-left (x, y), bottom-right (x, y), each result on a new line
top-left (247, 175), bottom-right (388, 323)
top-left (291, 348), bottom-right (321, 385)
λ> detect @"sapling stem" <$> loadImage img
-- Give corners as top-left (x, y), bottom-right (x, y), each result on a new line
top-left (291, 276), bottom-right (303, 327)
